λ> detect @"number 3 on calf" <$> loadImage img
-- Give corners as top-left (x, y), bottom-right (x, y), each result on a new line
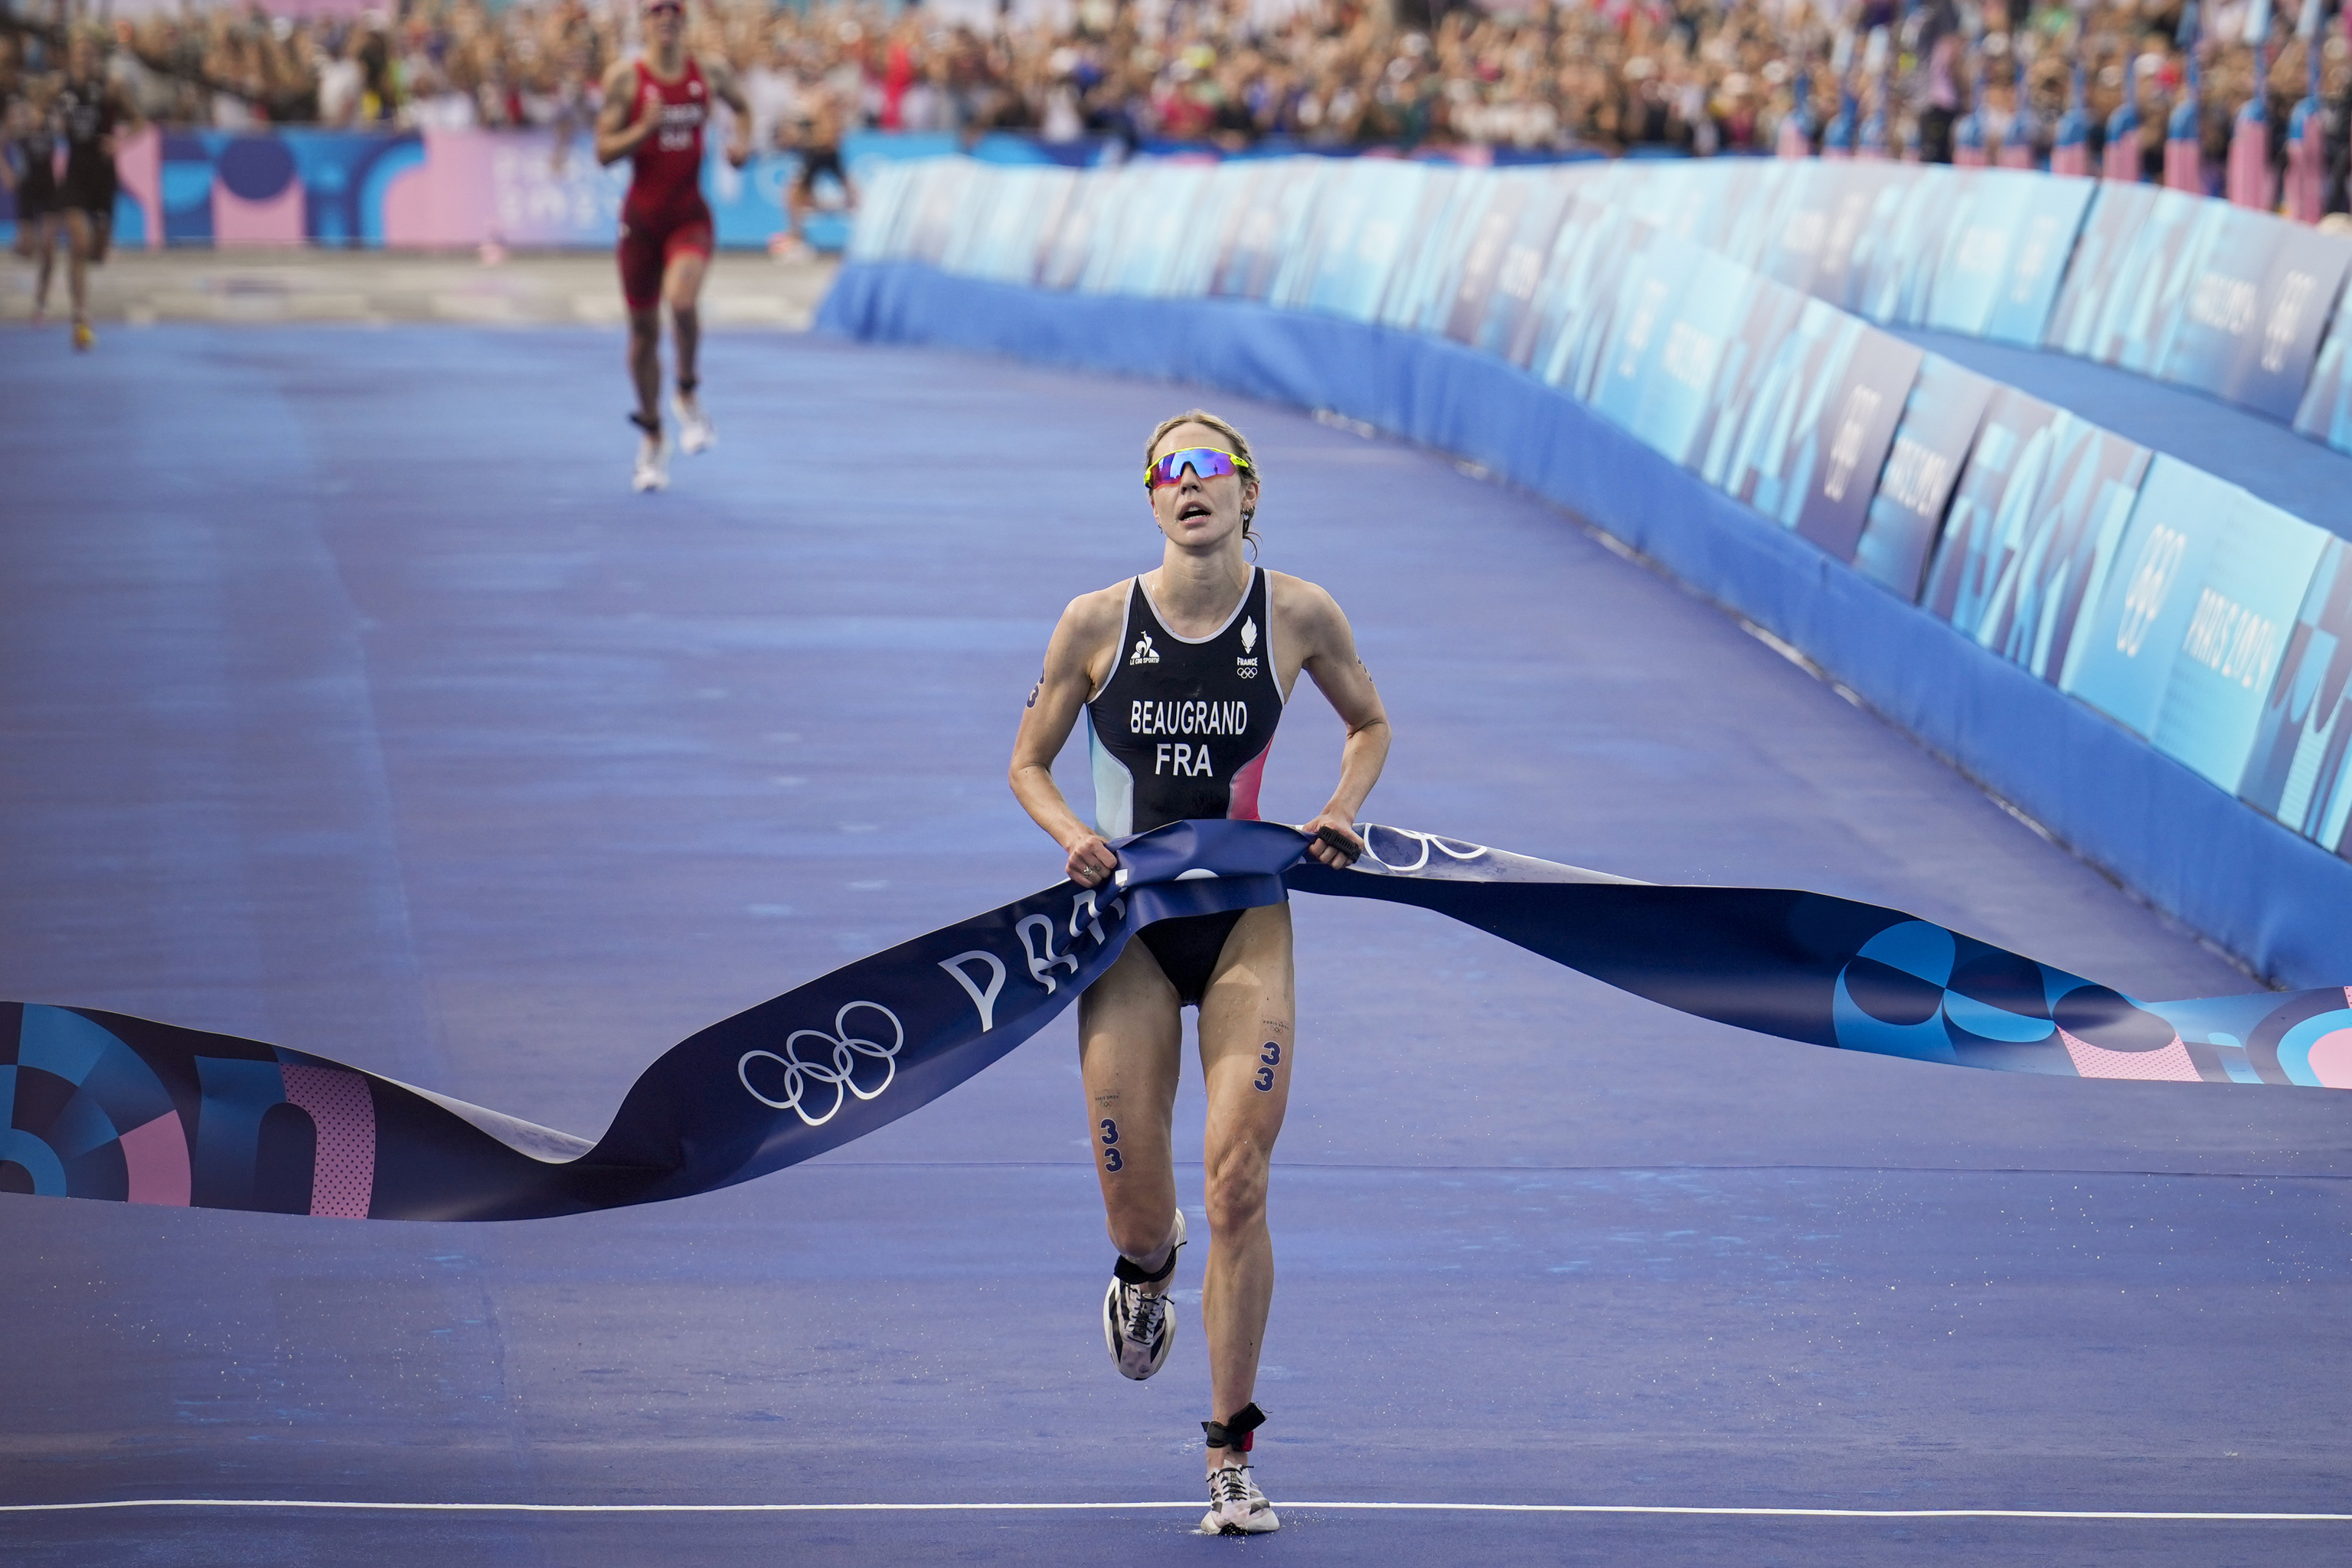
top-left (1255, 1041), bottom-right (1280, 1093)
top-left (1099, 1118), bottom-right (1123, 1173)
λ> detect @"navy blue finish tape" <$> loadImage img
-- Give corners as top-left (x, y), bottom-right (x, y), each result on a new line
top-left (2, 819), bottom-right (2341, 1222)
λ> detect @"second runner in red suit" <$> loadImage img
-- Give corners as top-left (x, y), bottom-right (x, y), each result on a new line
top-left (595, 0), bottom-right (750, 493)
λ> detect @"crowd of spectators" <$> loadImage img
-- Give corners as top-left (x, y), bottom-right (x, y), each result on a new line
top-left (2, 0), bottom-right (2345, 172)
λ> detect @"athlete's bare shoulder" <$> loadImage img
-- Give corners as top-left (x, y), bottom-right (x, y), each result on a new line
top-left (596, 57), bottom-right (642, 115)
top-left (1036, 580), bottom-right (1134, 697)
top-left (1265, 569), bottom-right (1348, 648)
top-left (1058, 579), bottom-right (1133, 644)
top-left (697, 54), bottom-right (752, 114)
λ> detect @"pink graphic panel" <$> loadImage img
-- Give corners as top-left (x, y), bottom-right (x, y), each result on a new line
top-left (116, 126), bottom-right (164, 251)
top-left (214, 183), bottom-right (305, 247)
top-left (279, 1064), bottom-right (377, 1219)
top-left (381, 129), bottom-right (498, 247)
top-left (2305, 1028), bottom-right (2352, 1089)
top-left (119, 1111), bottom-right (191, 1206)
top-left (2056, 1026), bottom-right (2202, 1083)
top-left (1227, 744), bottom-right (1269, 822)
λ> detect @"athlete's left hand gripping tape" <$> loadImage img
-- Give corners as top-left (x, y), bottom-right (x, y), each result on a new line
top-left (5, 819), bottom-right (2344, 1221)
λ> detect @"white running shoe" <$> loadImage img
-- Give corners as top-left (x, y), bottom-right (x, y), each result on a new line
top-left (1200, 1465), bottom-right (1279, 1536)
top-left (1102, 1209), bottom-right (1184, 1381)
top-left (675, 390), bottom-right (716, 455)
top-left (631, 430), bottom-right (670, 493)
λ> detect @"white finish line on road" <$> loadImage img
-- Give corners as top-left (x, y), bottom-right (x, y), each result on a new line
top-left (3, 1499), bottom-right (2347, 1521)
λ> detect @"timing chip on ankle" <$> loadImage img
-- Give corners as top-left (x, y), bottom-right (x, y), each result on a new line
top-left (1202, 1403), bottom-right (1266, 1453)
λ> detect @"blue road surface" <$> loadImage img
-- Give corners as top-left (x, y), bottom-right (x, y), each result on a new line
top-left (1, 326), bottom-right (2347, 1566)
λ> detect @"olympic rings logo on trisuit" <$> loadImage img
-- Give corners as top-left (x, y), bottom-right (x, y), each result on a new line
top-left (737, 1001), bottom-right (906, 1127)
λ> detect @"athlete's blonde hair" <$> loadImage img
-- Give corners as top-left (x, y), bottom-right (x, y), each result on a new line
top-left (1145, 409), bottom-right (1261, 554)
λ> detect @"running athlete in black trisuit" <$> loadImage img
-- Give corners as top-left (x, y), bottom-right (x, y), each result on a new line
top-left (1008, 410), bottom-right (1390, 1536)
top-left (53, 32), bottom-right (138, 352)
top-left (3, 76), bottom-right (60, 322)
top-left (777, 80), bottom-right (854, 256)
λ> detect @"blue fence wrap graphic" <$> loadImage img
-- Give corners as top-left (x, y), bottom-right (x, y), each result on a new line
top-left (2297, 296), bottom-right (2352, 453)
top-left (2063, 463), bottom-right (2331, 791)
top-left (1922, 171), bottom-right (2092, 345)
top-left (7, 820), bottom-right (2346, 1223)
top-left (1932, 410), bottom-right (2153, 687)
top-left (1853, 354), bottom-right (1997, 600)
top-left (2241, 537), bottom-right (2352, 852)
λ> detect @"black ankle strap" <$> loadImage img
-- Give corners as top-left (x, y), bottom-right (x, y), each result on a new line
top-left (677, 376), bottom-right (699, 394)
top-left (1113, 1223), bottom-right (1184, 1286)
top-left (1112, 1246), bottom-right (1180, 1287)
top-left (1203, 1403), bottom-right (1266, 1453)
top-left (629, 411), bottom-right (660, 435)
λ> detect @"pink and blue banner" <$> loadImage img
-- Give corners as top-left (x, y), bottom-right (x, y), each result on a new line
top-left (35, 125), bottom-right (985, 253)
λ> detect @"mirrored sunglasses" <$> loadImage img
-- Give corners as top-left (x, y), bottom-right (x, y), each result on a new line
top-left (1145, 446), bottom-right (1251, 490)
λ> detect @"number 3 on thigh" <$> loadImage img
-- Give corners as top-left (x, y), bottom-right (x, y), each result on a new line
top-left (1099, 1117), bottom-right (1124, 1173)
top-left (1255, 1040), bottom-right (1281, 1093)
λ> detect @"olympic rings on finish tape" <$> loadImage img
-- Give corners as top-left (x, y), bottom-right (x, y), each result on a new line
top-left (1356, 824), bottom-right (1491, 874)
top-left (737, 1001), bottom-right (906, 1128)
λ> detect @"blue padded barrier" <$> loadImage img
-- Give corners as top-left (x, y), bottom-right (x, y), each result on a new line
top-left (820, 260), bottom-right (2352, 988)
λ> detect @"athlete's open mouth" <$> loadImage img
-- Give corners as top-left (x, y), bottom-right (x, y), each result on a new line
top-left (1178, 503), bottom-right (1212, 521)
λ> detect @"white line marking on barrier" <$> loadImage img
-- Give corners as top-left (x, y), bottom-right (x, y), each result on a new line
top-left (1, 1499), bottom-right (2347, 1521)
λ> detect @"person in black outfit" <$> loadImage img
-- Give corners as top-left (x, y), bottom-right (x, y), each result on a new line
top-left (1008, 410), bottom-right (1390, 1535)
top-left (54, 32), bottom-right (139, 351)
top-left (5, 74), bottom-right (60, 321)
top-left (779, 80), bottom-right (856, 256)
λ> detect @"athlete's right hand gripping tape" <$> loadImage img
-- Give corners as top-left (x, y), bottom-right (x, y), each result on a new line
top-left (5, 818), bottom-right (2346, 1221)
